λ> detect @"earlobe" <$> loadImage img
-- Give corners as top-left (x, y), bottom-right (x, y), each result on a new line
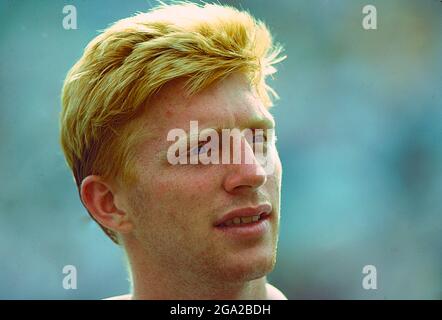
top-left (80, 175), bottom-right (133, 235)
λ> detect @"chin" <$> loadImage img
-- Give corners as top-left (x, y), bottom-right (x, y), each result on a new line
top-left (217, 247), bottom-right (277, 282)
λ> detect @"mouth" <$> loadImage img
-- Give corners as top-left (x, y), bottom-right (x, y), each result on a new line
top-left (214, 203), bottom-right (272, 238)
top-left (216, 211), bottom-right (271, 227)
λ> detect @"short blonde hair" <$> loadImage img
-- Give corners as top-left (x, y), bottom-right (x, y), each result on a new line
top-left (60, 1), bottom-right (285, 243)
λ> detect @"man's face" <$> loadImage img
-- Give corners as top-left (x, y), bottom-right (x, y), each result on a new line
top-left (120, 73), bottom-right (282, 284)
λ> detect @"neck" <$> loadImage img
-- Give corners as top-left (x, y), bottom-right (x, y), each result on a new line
top-left (123, 238), bottom-right (269, 300)
top-left (132, 271), bottom-right (268, 300)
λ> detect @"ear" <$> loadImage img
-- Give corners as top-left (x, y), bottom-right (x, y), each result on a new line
top-left (80, 175), bottom-right (133, 235)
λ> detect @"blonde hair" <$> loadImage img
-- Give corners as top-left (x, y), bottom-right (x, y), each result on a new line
top-left (60, 1), bottom-right (285, 243)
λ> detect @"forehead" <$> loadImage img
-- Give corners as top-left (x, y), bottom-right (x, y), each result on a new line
top-left (142, 73), bottom-right (275, 136)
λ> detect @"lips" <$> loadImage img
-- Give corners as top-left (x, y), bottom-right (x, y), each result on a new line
top-left (214, 203), bottom-right (272, 227)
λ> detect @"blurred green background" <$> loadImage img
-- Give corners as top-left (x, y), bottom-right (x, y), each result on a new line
top-left (0, 0), bottom-right (441, 299)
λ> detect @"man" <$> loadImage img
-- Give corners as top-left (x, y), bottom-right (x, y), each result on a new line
top-left (60, 1), bottom-right (286, 299)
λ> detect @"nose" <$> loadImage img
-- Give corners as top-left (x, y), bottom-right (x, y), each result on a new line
top-left (222, 136), bottom-right (267, 194)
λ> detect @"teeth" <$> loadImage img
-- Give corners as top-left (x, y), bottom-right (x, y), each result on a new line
top-left (241, 216), bottom-right (252, 223)
top-left (223, 215), bottom-right (261, 226)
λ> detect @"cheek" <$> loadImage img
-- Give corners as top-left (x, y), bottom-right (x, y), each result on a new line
top-left (267, 155), bottom-right (282, 194)
top-left (151, 180), bottom-right (170, 199)
top-left (275, 157), bottom-right (282, 182)
top-left (152, 175), bottom-right (203, 198)
top-left (147, 175), bottom-right (214, 236)
top-left (269, 149), bottom-right (282, 181)
top-left (149, 173), bottom-right (215, 214)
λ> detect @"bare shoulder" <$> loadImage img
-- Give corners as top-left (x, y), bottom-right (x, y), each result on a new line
top-left (265, 283), bottom-right (288, 300)
top-left (103, 294), bottom-right (132, 300)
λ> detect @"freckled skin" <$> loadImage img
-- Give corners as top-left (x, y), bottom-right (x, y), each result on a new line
top-left (165, 109), bottom-right (174, 118)
top-left (116, 73), bottom-right (283, 299)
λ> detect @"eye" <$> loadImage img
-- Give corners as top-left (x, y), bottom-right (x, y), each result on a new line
top-left (253, 134), bottom-right (266, 143)
top-left (252, 130), bottom-right (267, 144)
top-left (189, 142), bottom-right (209, 156)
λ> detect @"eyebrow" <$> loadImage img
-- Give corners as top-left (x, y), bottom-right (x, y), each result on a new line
top-left (201, 115), bottom-right (276, 133)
